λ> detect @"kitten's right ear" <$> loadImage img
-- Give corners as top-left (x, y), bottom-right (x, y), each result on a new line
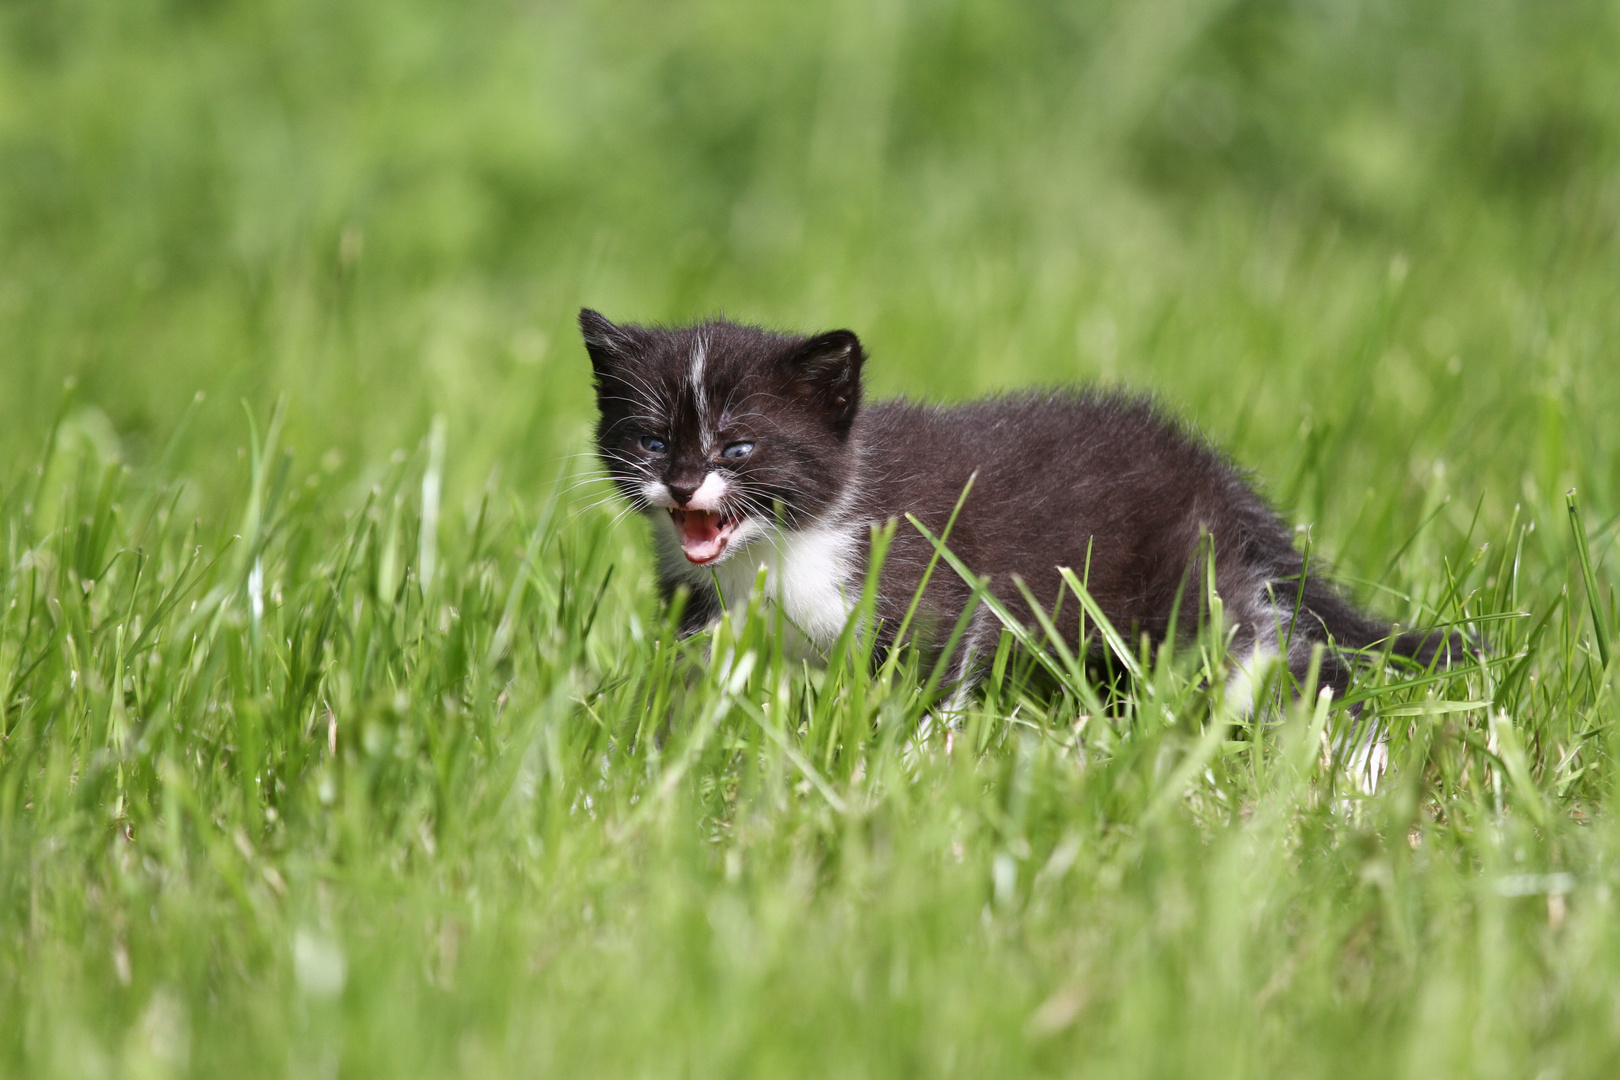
top-left (579, 308), bottom-right (630, 382)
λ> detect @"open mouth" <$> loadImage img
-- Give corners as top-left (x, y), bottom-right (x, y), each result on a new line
top-left (670, 509), bottom-right (741, 565)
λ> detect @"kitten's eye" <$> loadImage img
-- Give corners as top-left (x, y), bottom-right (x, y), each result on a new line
top-left (720, 441), bottom-right (755, 460)
top-left (639, 435), bottom-right (668, 454)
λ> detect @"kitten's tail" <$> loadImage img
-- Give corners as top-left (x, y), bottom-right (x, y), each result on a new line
top-left (1272, 576), bottom-right (1475, 687)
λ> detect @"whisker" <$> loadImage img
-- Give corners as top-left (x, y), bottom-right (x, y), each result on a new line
top-left (600, 366), bottom-right (670, 409)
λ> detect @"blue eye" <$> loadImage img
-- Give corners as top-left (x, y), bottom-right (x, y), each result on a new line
top-left (639, 435), bottom-right (667, 454)
top-left (721, 441), bottom-right (754, 460)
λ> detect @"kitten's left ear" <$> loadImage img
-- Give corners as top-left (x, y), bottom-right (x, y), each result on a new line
top-left (788, 330), bottom-right (864, 432)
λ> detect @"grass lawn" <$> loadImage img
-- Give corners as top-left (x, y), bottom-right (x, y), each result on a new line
top-left (3, 1), bottom-right (1619, 1076)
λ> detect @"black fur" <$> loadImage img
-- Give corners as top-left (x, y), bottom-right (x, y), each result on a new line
top-left (582, 309), bottom-right (1464, 697)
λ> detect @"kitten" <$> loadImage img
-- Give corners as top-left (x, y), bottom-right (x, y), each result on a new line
top-left (580, 308), bottom-right (1460, 703)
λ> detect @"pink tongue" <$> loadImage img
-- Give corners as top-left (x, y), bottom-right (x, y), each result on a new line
top-left (678, 510), bottom-right (727, 563)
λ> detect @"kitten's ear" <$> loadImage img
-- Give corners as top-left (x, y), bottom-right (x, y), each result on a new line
top-left (788, 330), bottom-right (865, 431)
top-left (579, 308), bottom-right (631, 383)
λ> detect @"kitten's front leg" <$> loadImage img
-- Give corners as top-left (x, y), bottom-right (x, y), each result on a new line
top-left (661, 578), bottom-right (722, 639)
top-left (681, 599), bottom-right (718, 640)
top-left (925, 607), bottom-right (1000, 728)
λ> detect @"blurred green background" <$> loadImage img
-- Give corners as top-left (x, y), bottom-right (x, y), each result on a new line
top-left (4, 0), bottom-right (1616, 542)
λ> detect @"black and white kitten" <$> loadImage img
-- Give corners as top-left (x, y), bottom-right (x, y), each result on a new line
top-left (581, 309), bottom-right (1457, 703)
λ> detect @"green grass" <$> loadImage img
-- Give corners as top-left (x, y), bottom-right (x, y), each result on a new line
top-left (4, 1), bottom-right (1620, 1076)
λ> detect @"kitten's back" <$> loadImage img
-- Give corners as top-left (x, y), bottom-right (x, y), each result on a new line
top-left (853, 391), bottom-right (1294, 647)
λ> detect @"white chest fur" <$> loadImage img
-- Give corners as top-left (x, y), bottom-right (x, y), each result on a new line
top-left (657, 516), bottom-right (862, 655)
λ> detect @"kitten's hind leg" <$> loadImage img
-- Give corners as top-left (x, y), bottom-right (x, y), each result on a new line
top-left (939, 668), bottom-right (980, 726)
top-left (1222, 637), bottom-right (1283, 717)
top-left (1216, 589), bottom-right (1300, 719)
top-left (1253, 581), bottom-right (1399, 792)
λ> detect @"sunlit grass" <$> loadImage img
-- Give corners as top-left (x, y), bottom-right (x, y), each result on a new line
top-left (3, 392), bottom-right (1615, 1077)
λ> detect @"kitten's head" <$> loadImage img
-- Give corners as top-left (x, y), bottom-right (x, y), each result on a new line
top-left (580, 309), bottom-right (864, 566)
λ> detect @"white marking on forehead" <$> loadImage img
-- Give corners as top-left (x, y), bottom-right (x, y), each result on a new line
top-left (686, 333), bottom-right (712, 453)
top-left (690, 334), bottom-right (710, 450)
top-left (689, 335), bottom-right (707, 386)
